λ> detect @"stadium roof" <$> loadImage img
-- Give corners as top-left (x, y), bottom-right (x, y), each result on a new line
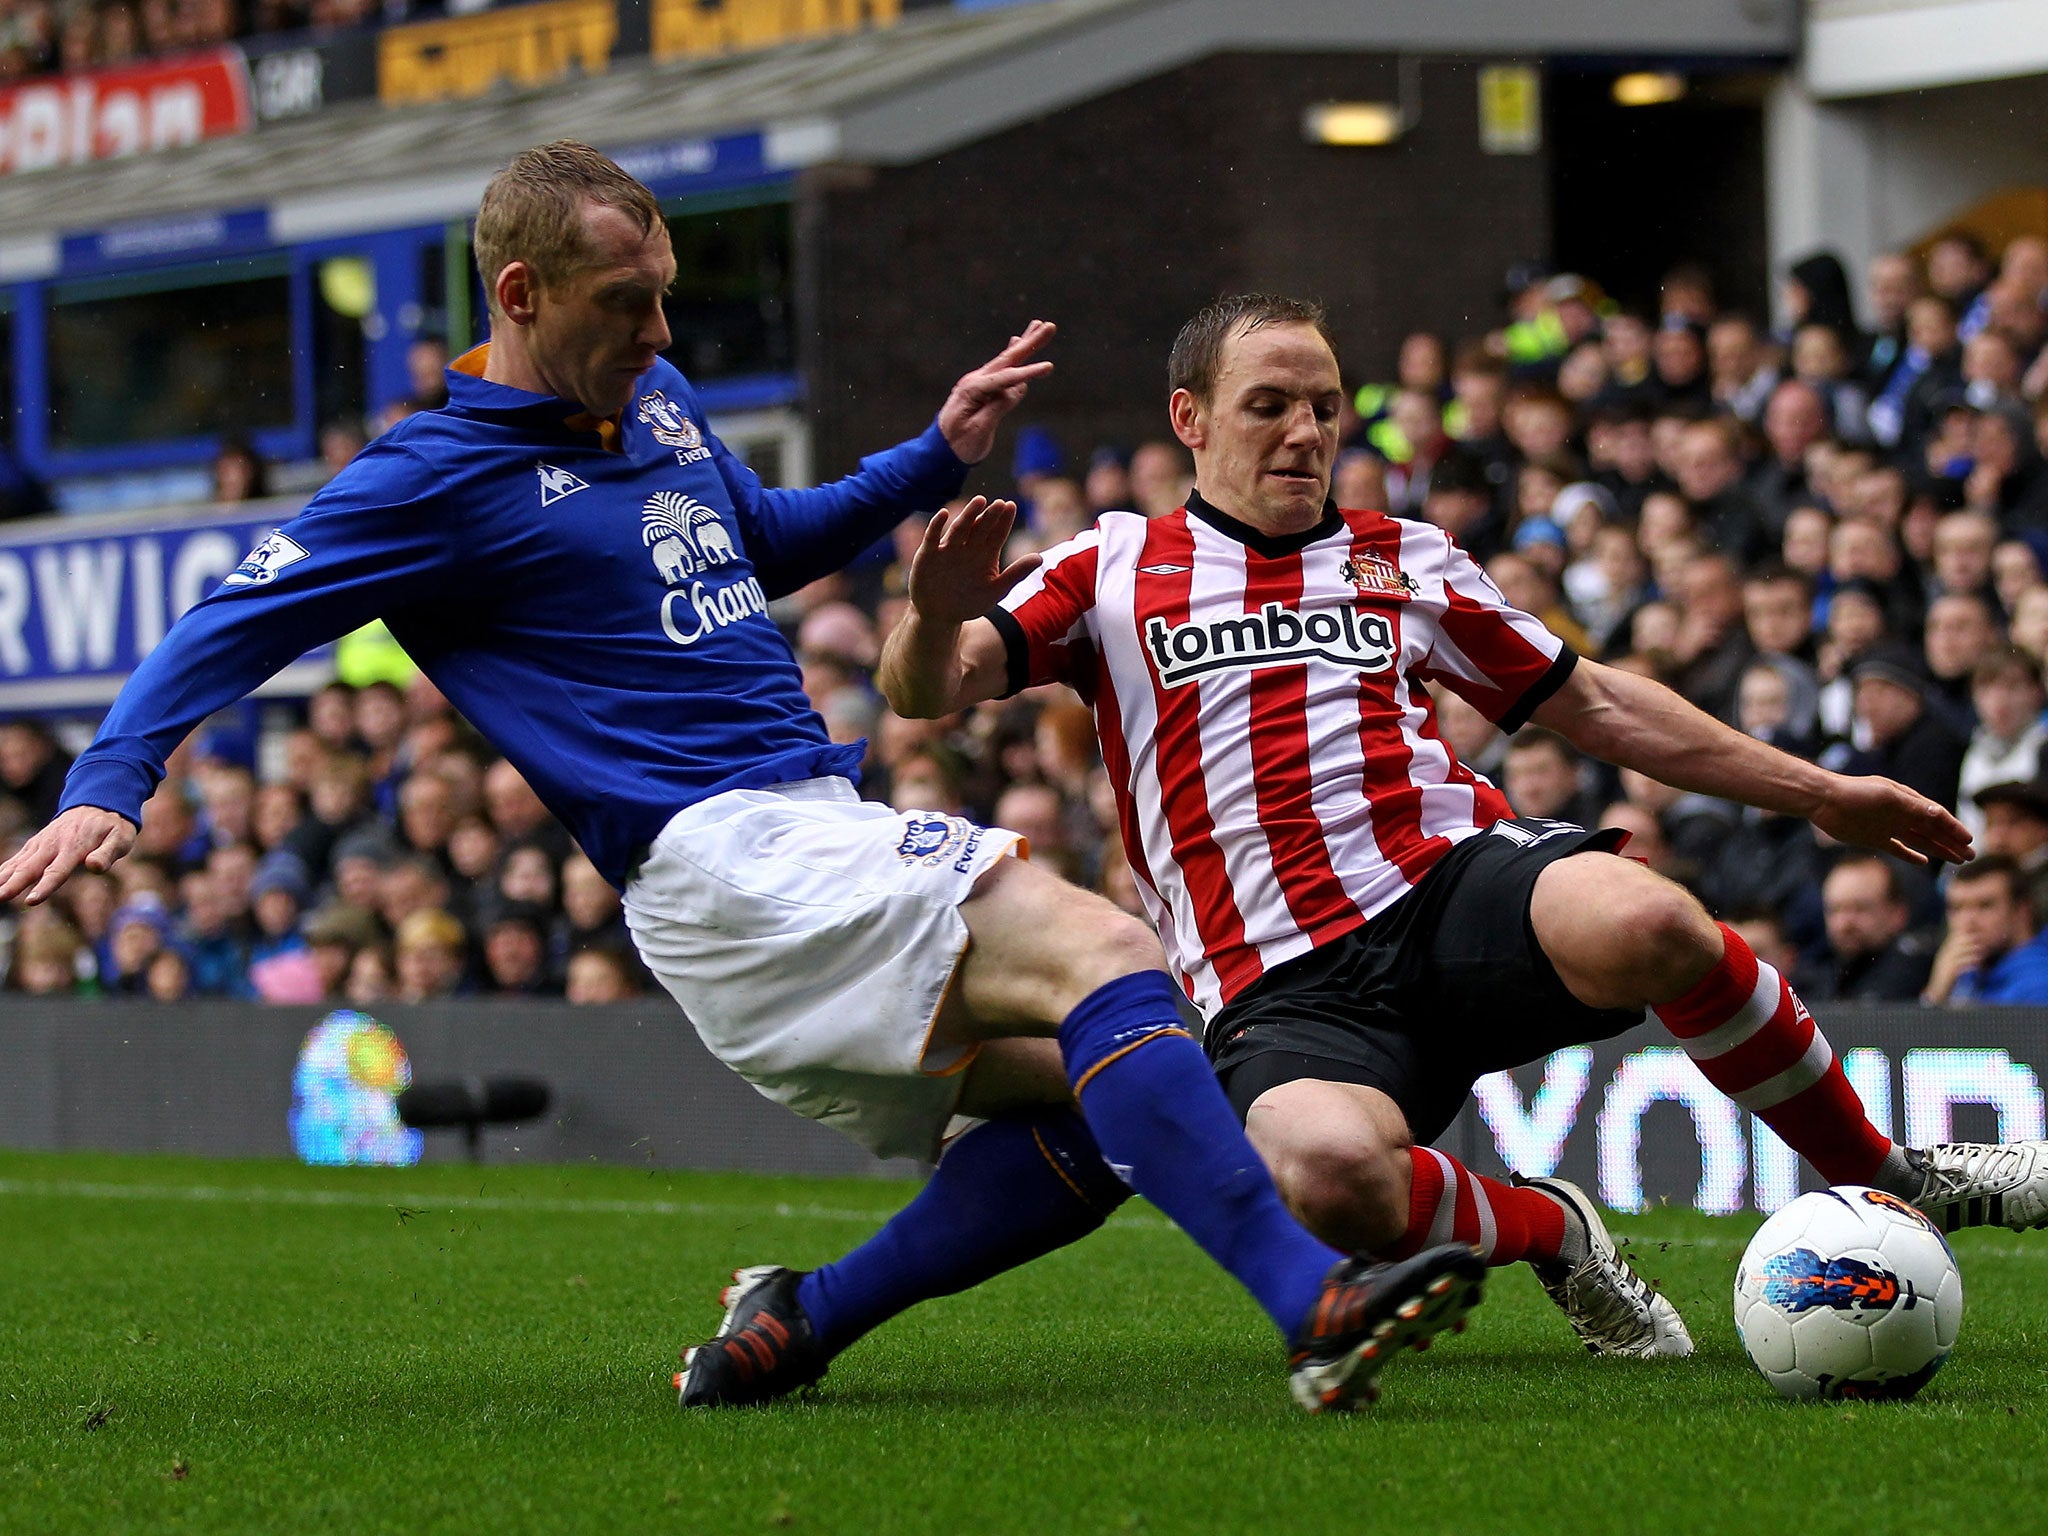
top-left (0, 0), bottom-right (1793, 257)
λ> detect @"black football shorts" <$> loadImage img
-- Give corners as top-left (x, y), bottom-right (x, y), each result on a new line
top-left (1206, 817), bottom-right (1645, 1143)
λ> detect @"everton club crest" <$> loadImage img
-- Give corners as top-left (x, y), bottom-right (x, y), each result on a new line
top-left (637, 390), bottom-right (711, 462)
top-left (1339, 551), bottom-right (1420, 600)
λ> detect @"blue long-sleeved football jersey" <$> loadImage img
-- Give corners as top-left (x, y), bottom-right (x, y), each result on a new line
top-left (59, 353), bottom-right (969, 886)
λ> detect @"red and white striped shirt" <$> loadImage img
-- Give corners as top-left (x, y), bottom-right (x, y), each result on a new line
top-left (990, 495), bottom-right (1572, 1015)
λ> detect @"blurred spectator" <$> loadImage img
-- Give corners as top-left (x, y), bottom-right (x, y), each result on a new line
top-left (1675, 417), bottom-right (1766, 561)
top-left (1501, 729), bottom-right (1601, 825)
top-left (1750, 381), bottom-right (1825, 535)
top-left (395, 908), bottom-right (466, 1001)
top-left (1925, 856), bottom-right (2048, 1005)
top-left (483, 758), bottom-right (569, 860)
top-left (304, 904), bottom-right (380, 1001)
top-left (12, 919), bottom-right (89, 996)
top-left (1862, 251), bottom-right (1920, 390)
top-left (1993, 536), bottom-right (2046, 614)
top-left (1922, 591), bottom-right (2000, 732)
top-left (1927, 232), bottom-right (1991, 315)
top-left (1707, 314), bottom-right (1780, 425)
top-left (1129, 441), bottom-right (1194, 518)
top-left (1958, 650), bottom-right (2048, 843)
top-left (1972, 777), bottom-right (2048, 920)
top-left (1083, 447), bottom-right (1130, 516)
top-left (0, 718), bottom-right (69, 826)
top-left (146, 948), bottom-right (193, 1003)
top-left (320, 419), bottom-right (368, 478)
top-left (104, 897), bottom-right (171, 996)
top-left (1726, 907), bottom-right (1801, 976)
top-left (483, 907), bottom-right (559, 997)
top-left (211, 437), bottom-right (271, 504)
top-left (1742, 564), bottom-right (1816, 664)
top-left (1792, 855), bottom-right (1931, 1002)
top-left (1420, 448), bottom-right (1500, 558)
top-left (347, 943), bottom-right (394, 1007)
top-left (567, 944), bottom-right (641, 1005)
top-left (1843, 642), bottom-right (1966, 808)
top-left (1783, 251), bottom-right (1863, 356)
top-left (1670, 553), bottom-right (1754, 719)
top-left (175, 869), bottom-right (249, 997)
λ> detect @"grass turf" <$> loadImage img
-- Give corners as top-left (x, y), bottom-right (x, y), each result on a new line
top-left (0, 1149), bottom-right (2042, 1536)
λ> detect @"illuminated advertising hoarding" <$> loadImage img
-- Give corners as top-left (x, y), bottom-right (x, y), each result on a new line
top-left (1451, 1010), bottom-right (2046, 1216)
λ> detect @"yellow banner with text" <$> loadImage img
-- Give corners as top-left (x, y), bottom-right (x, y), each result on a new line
top-left (379, 0), bottom-right (619, 106)
top-left (652, 0), bottom-right (900, 64)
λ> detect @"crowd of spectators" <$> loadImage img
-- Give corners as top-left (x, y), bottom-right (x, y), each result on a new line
top-left (0, 683), bottom-right (651, 1004)
top-left (0, 0), bottom-right (484, 81)
top-left (12, 232), bottom-right (2048, 1007)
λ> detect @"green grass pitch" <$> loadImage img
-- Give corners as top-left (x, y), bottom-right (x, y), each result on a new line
top-left (1, 1149), bottom-right (2043, 1536)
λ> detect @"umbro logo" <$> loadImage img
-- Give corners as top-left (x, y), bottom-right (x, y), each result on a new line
top-left (537, 463), bottom-right (589, 506)
top-left (1139, 563), bottom-right (1190, 575)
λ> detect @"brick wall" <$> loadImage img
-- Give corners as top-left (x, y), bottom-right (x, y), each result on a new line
top-left (801, 52), bottom-right (1552, 481)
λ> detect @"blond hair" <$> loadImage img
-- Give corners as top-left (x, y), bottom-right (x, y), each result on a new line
top-left (473, 141), bottom-right (663, 314)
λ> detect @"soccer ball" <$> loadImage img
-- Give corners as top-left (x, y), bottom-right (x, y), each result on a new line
top-left (1732, 1186), bottom-right (1963, 1401)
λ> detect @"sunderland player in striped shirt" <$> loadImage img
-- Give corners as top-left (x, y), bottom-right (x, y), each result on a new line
top-left (853, 292), bottom-right (2048, 1361)
top-left (0, 156), bottom-right (1484, 1416)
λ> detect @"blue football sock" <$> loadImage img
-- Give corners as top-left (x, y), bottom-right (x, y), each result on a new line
top-left (797, 1109), bottom-right (1129, 1354)
top-left (1058, 970), bottom-right (1342, 1338)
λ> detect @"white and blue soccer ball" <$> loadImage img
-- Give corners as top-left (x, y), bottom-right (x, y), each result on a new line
top-left (1733, 1186), bottom-right (1963, 1401)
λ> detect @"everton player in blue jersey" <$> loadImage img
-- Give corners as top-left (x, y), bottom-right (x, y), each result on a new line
top-left (0, 142), bottom-right (1481, 1414)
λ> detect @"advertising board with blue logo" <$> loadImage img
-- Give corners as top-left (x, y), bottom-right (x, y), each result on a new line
top-left (0, 497), bottom-right (324, 711)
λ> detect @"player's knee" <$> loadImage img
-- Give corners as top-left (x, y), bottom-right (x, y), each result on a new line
top-left (1060, 908), bottom-right (1170, 1000)
top-left (1274, 1133), bottom-right (1412, 1252)
top-left (1622, 880), bottom-right (1721, 1000)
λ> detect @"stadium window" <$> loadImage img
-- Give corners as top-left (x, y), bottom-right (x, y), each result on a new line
top-left (312, 257), bottom-right (370, 436)
top-left (660, 200), bottom-right (794, 382)
top-left (47, 261), bottom-right (294, 451)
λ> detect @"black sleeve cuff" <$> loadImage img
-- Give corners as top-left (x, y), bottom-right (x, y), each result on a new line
top-left (984, 606), bottom-right (1030, 699)
top-left (1496, 645), bottom-right (1578, 734)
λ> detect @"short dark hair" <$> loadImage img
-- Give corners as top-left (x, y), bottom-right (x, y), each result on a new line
top-left (1505, 726), bottom-right (1578, 765)
top-left (1744, 561), bottom-right (1812, 597)
top-left (1826, 852), bottom-right (1903, 905)
top-left (1955, 854), bottom-right (2028, 907)
top-left (1975, 646), bottom-right (2043, 691)
top-left (1169, 293), bottom-right (1338, 401)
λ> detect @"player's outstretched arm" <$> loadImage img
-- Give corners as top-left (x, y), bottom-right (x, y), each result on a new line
top-left (878, 496), bottom-right (1033, 719)
top-left (1531, 655), bottom-right (1974, 867)
top-left (0, 806), bottom-right (137, 907)
top-left (935, 321), bottom-right (1057, 466)
top-left (715, 323), bottom-right (1054, 599)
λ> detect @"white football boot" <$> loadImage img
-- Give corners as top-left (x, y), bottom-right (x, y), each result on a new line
top-left (1514, 1174), bottom-right (1693, 1359)
top-left (1911, 1141), bottom-right (2048, 1233)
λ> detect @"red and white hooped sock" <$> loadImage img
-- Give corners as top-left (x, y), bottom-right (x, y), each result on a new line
top-left (1382, 1148), bottom-right (1568, 1266)
top-left (1653, 922), bottom-right (1908, 1189)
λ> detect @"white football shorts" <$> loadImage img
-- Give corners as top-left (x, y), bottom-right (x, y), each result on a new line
top-left (622, 776), bottom-right (1023, 1161)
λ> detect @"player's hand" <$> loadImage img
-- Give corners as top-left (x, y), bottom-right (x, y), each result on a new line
top-left (937, 321), bottom-right (1056, 465)
top-left (907, 497), bottom-right (1041, 627)
top-left (1809, 772), bottom-right (1973, 867)
top-left (0, 806), bottom-right (137, 907)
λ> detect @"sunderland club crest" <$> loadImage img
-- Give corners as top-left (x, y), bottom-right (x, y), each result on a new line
top-left (1340, 551), bottom-right (1420, 600)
